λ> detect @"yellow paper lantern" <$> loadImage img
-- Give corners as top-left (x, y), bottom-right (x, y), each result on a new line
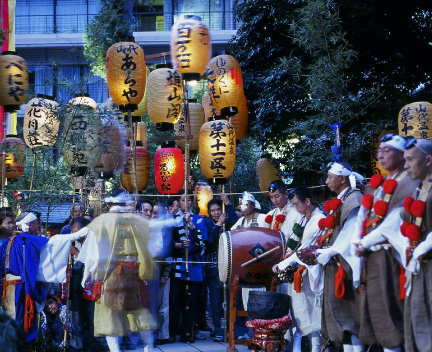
top-left (171, 15), bottom-right (211, 81)
top-left (121, 146), bottom-right (150, 192)
top-left (147, 68), bottom-right (183, 130)
top-left (63, 96), bottom-right (102, 174)
top-left (94, 115), bottom-right (127, 178)
top-left (229, 95), bottom-right (248, 140)
top-left (174, 100), bottom-right (205, 152)
top-left (207, 55), bottom-right (244, 118)
top-left (135, 121), bottom-right (147, 148)
top-left (256, 154), bottom-right (281, 197)
top-left (194, 181), bottom-right (213, 216)
top-left (398, 101), bottom-right (432, 140)
top-left (106, 40), bottom-right (146, 111)
top-left (202, 92), bottom-right (220, 121)
top-left (199, 119), bottom-right (236, 182)
top-left (0, 51), bottom-right (28, 112)
top-left (23, 95), bottom-right (59, 148)
top-left (2, 135), bottom-right (26, 179)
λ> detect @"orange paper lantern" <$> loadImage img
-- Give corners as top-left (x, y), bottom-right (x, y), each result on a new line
top-left (121, 146), bottom-right (150, 192)
top-left (171, 15), bottom-right (211, 81)
top-left (154, 145), bottom-right (185, 195)
top-left (202, 92), bottom-right (220, 121)
top-left (229, 95), bottom-right (248, 140)
top-left (2, 136), bottom-right (26, 179)
top-left (106, 40), bottom-right (146, 111)
top-left (207, 55), bottom-right (244, 118)
top-left (23, 95), bottom-right (60, 148)
top-left (147, 68), bottom-right (183, 130)
top-left (0, 51), bottom-right (28, 112)
top-left (135, 121), bottom-right (147, 148)
top-left (195, 181), bottom-right (213, 216)
top-left (256, 154), bottom-right (281, 197)
top-left (199, 119), bottom-right (236, 182)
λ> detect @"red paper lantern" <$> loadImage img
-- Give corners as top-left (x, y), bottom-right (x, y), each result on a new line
top-left (154, 145), bottom-right (185, 194)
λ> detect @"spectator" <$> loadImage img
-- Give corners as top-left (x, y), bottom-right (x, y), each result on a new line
top-left (0, 207), bottom-right (15, 245)
top-left (40, 295), bottom-right (71, 347)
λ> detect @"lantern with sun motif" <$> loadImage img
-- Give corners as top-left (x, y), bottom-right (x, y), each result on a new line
top-left (121, 144), bottom-right (150, 192)
top-left (206, 55), bottom-right (244, 118)
top-left (154, 144), bottom-right (185, 195)
top-left (195, 181), bottom-right (213, 216)
top-left (170, 15), bottom-right (211, 81)
top-left (62, 96), bottom-right (102, 175)
top-left (23, 95), bottom-right (59, 148)
top-left (106, 40), bottom-right (146, 111)
top-left (199, 119), bottom-right (236, 183)
top-left (0, 51), bottom-right (28, 112)
top-left (229, 95), bottom-right (248, 140)
top-left (147, 68), bottom-right (183, 130)
top-left (174, 100), bottom-right (205, 152)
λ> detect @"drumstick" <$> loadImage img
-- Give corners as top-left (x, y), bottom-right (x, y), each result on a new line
top-left (241, 246), bottom-right (281, 267)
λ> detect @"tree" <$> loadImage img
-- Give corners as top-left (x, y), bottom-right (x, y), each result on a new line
top-left (231, 0), bottom-right (432, 179)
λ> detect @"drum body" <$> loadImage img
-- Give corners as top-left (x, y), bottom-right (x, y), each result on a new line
top-left (218, 227), bottom-right (286, 287)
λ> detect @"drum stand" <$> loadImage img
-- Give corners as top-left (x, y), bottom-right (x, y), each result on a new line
top-left (226, 275), bottom-right (277, 352)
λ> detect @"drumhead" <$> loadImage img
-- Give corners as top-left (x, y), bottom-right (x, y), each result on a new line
top-left (218, 231), bottom-right (231, 284)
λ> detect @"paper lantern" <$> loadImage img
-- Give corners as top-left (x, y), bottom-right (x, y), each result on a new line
top-left (124, 65), bottom-right (150, 122)
top-left (1, 136), bottom-right (26, 179)
top-left (121, 146), bottom-right (150, 192)
top-left (171, 15), bottom-right (211, 81)
top-left (106, 40), bottom-right (146, 111)
top-left (206, 55), bottom-right (244, 118)
top-left (68, 95), bottom-right (98, 110)
top-left (370, 129), bottom-right (397, 177)
top-left (0, 51), bottom-right (28, 112)
top-left (398, 102), bottom-right (432, 140)
top-left (195, 181), bottom-right (213, 216)
top-left (94, 115), bottom-right (127, 178)
top-left (154, 145), bottom-right (185, 195)
top-left (135, 121), bottom-right (147, 148)
top-left (229, 95), bottom-right (248, 140)
top-left (256, 155), bottom-right (281, 197)
top-left (202, 92), bottom-right (220, 121)
top-left (147, 68), bottom-right (183, 130)
top-left (23, 95), bottom-right (59, 148)
top-left (62, 96), bottom-right (102, 174)
top-left (199, 119), bottom-right (236, 182)
top-left (174, 100), bottom-right (205, 152)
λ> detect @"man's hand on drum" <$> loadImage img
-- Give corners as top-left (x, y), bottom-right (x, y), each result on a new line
top-left (272, 264), bottom-right (282, 273)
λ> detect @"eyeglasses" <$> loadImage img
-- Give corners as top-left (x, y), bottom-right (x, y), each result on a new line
top-left (405, 137), bottom-right (431, 156)
top-left (380, 133), bottom-right (395, 142)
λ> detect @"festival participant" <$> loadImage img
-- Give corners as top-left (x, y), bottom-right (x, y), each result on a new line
top-left (0, 208), bottom-right (15, 245)
top-left (40, 294), bottom-right (71, 347)
top-left (76, 192), bottom-right (156, 352)
top-left (168, 191), bottom-right (206, 343)
top-left (264, 180), bottom-right (301, 254)
top-left (140, 199), bottom-right (153, 219)
top-left (384, 138), bottom-right (432, 352)
top-left (60, 204), bottom-right (85, 234)
top-left (231, 192), bottom-right (266, 229)
top-left (315, 161), bottom-right (364, 351)
top-left (352, 134), bottom-right (418, 352)
top-left (0, 212), bottom-right (88, 342)
top-left (204, 195), bottom-right (238, 342)
top-left (273, 186), bottom-right (325, 352)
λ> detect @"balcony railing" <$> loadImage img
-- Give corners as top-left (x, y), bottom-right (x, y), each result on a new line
top-left (16, 10), bottom-right (240, 35)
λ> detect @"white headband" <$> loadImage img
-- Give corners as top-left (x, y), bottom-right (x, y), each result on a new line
top-left (240, 192), bottom-right (261, 211)
top-left (328, 162), bottom-right (364, 189)
top-left (16, 213), bottom-right (37, 232)
top-left (381, 135), bottom-right (406, 151)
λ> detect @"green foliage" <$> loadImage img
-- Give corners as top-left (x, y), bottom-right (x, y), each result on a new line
top-left (83, 0), bottom-right (133, 79)
top-left (231, 0), bottom-right (432, 180)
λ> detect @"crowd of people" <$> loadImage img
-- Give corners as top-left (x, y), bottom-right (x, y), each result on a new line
top-left (0, 134), bottom-right (431, 352)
